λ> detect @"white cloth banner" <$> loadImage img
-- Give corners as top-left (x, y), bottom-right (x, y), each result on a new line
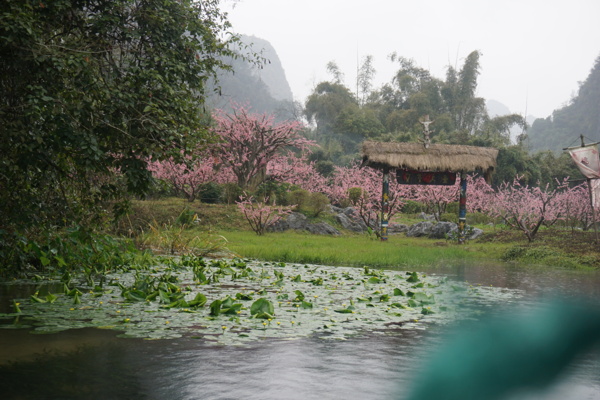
top-left (591, 179), bottom-right (600, 209)
top-left (568, 145), bottom-right (600, 179)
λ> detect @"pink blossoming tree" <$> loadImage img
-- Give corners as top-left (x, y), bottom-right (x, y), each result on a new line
top-left (329, 163), bottom-right (407, 236)
top-left (149, 154), bottom-right (235, 202)
top-left (212, 105), bottom-right (315, 190)
top-left (267, 152), bottom-right (329, 194)
top-left (236, 194), bottom-right (295, 235)
top-left (481, 177), bottom-right (567, 242)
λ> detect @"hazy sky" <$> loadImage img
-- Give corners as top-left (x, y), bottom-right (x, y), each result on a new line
top-left (224, 0), bottom-right (600, 118)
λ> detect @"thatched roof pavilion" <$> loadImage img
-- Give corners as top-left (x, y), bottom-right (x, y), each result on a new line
top-left (361, 141), bottom-right (499, 180)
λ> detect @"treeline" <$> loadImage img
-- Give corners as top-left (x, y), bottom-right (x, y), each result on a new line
top-left (300, 51), bottom-right (582, 187)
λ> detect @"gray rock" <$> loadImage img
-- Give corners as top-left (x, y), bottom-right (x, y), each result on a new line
top-left (267, 212), bottom-right (340, 236)
top-left (335, 212), bottom-right (367, 232)
top-left (406, 221), bottom-right (434, 237)
top-left (267, 219), bottom-right (288, 232)
top-left (342, 207), bottom-right (358, 217)
top-left (469, 227), bottom-right (484, 240)
top-left (286, 212), bottom-right (308, 230)
top-left (448, 226), bottom-right (485, 240)
top-left (329, 205), bottom-right (344, 214)
top-left (419, 212), bottom-right (436, 221)
top-left (267, 212), bottom-right (307, 232)
top-left (428, 222), bottom-right (457, 239)
top-left (305, 222), bottom-right (341, 236)
top-left (388, 223), bottom-right (408, 234)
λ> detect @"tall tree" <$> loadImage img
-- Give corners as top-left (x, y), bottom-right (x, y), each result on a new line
top-left (326, 61), bottom-right (345, 85)
top-left (0, 0), bottom-right (239, 230)
top-left (444, 50), bottom-right (487, 134)
top-left (305, 81), bottom-right (357, 134)
top-left (357, 55), bottom-right (376, 106)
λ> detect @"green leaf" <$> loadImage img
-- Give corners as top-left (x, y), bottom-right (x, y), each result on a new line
top-left (406, 272), bottom-right (420, 283)
top-left (412, 292), bottom-right (436, 305)
top-left (45, 293), bottom-right (58, 304)
top-left (250, 298), bottom-right (274, 316)
top-left (159, 290), bottom-right (171, 304)
top-left (253, 312), bottom-right (274, 320)
top-left (221, 303), bottom-right (242, 315)
top-left (379, 294), bottom-right (390, 302)
top-left (393, 288), bottom-right (405, 296)
top-left (124, 290), bottom-right (147, 302)
top-left (300, 301), bottom-right (313, 309)
top-left (222, 296), bottom-right (234, 307)
top-left (209, 300), bottom-right (222, 316)
top-left (30, 294), bottom-right (46, 303)
top-left (367, 277), bottom-right (381, 284)
top-left (294, 290), bottom-right (305, 302)
top-left (188, 293), bottom-right (207, 308)
top-left (235, 293), bottom-right (253, 301)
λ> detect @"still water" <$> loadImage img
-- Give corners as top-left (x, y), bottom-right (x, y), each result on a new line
top-left (1, 261), bottom-right (599, 400)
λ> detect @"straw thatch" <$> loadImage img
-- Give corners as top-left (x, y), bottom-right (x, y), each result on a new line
top-left (361, 141), bottom-right (498, 177)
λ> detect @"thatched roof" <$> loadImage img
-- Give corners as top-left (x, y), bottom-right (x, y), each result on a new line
top-left (361, 141), bottom-right (499, 176)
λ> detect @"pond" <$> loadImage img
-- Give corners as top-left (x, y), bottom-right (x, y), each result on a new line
top-left (1, 259), bottom-right (599, 400)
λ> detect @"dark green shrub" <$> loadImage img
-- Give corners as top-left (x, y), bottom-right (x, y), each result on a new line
top-left (402, 200), bottom-right (425, 214)
top-left (347, 187), bottom-right (364, 206)
top-left (199, 182), bottom-right (223, 204)
top-left (315, 160), bottom-right (335, 177)
top-left (221, 183), bottom-right (244, 204)
top-left (306, 192), bottom-right (330, 217)
top-left (439, 213), bottom-right (458, 223)
top-left (287, 189), bottom-right (310, 210)
top-left (466, 212), bottom-right (495, 225)
top-left (146, 177), bottom-right (176, 199)
top-left (256, 181), bottom-right (292, 205)
top-left (338, 198), bottom-right (352, 208)
top-left (445, 201), bottom-right (459, 214)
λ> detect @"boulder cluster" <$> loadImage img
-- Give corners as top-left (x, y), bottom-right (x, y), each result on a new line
top-left (267, 206), bottom-right (484, 240)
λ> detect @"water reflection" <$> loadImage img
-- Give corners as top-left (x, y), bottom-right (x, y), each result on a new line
top-left (1, 261), bottom-right (599, 400)
top-left (0, 328), bottom-right (432, 400)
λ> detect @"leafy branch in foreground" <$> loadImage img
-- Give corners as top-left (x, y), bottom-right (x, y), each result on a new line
top-left (0, 0), bottom-right (241, 232)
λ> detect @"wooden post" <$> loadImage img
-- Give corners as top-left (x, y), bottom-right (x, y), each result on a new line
top-left (381, 168), bottom-right (390, 241)
top-left (458, 172), bottom-right (467, 244)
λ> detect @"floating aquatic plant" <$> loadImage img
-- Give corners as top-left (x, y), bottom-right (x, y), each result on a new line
top-left (0, 257), bottom-right (524, 345)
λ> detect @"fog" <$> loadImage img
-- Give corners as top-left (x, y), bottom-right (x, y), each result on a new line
top-left (225, 0), bottom-right (600, 118)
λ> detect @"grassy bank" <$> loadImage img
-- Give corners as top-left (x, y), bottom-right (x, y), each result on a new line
top-left (126, 198), bottom-right (600, 270)
top-left (221, 230), bottom-right (508, 269)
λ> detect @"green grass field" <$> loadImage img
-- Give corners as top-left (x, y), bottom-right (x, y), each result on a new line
top-left (217, 230), bottom-right (509, 269)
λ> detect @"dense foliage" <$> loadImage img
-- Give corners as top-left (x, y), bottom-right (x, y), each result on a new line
top-left (0, 0), bottom-right (238, 231)
top-left (304, 51), bottom-right (526, 163)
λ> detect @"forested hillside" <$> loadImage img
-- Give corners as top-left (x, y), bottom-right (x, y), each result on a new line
top-left (528, 55), bottom-right (600, 153)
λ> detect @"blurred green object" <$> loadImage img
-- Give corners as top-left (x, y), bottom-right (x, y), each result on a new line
top-left (405, 300), bottom-right (600, 400)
